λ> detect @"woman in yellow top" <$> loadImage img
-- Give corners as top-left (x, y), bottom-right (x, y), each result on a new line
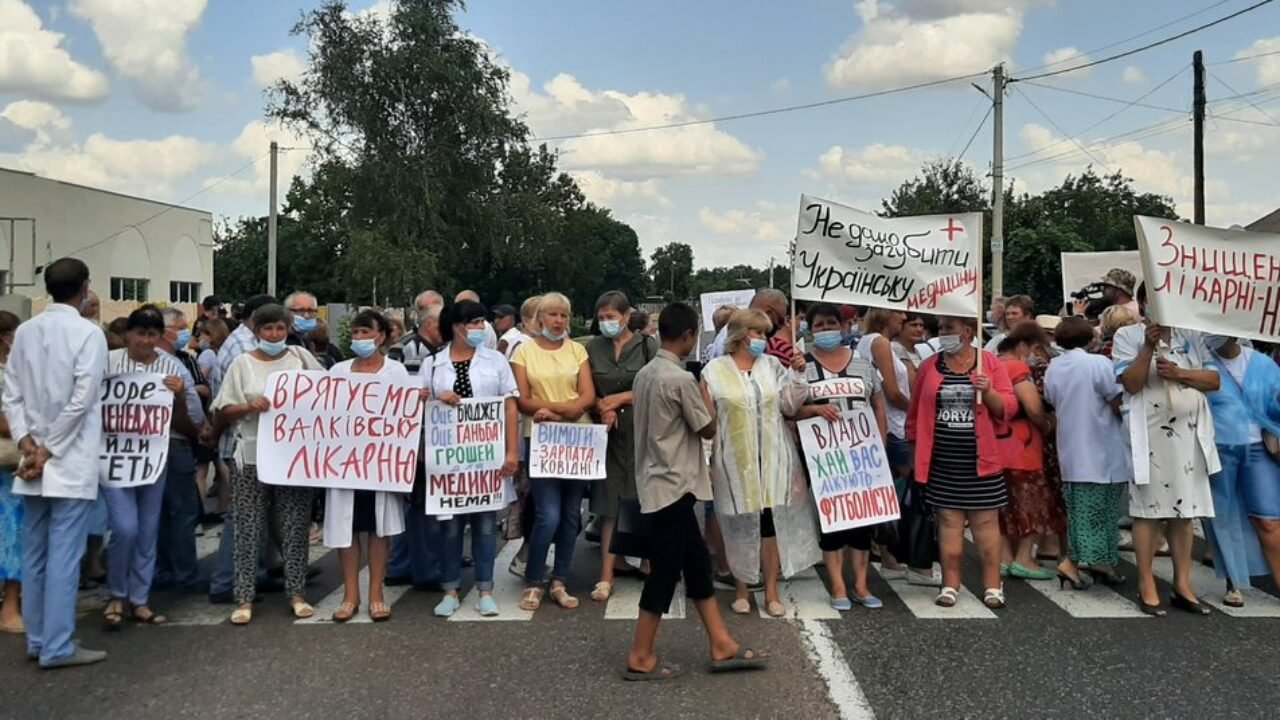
top-left (510, 292), bottom-right (597, 611)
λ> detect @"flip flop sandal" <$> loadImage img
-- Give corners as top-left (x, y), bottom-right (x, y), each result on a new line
top-left (230, 607), bottom-right (253, 626)
top-left (332, 602), bottom-right (359, 623)
top-left (983, 588), bottom-right (1006, 609)
top-left (369, 602), bottom-right (391, 622)
top-left (709, 648), bottom-right (770, 673)
top-left (131, 607), bottom-right (167, 625)
top-left (550, 586), bottom-right (580, 609)
top-left (520, 588), bottom-right (544, 612)
top-left (935, 587), bottom-right (960, 608)
top-left (1224, 590), bottom-right (1245, 608)
top-left (291, 600), bottom-right (316, 619)
top-left (591, 582), bottom-right (613, 602)
top-left (621, 663), bottom-right (684, 682)
top-left (102, 600), bottom-right (125, 631)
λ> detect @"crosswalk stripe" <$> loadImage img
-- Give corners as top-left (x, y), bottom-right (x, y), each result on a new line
top-left (295, 565), bottom-right (412, 625)
top-left (1020, 574), bottom-right (1153, 619)
top-left (1121, 551), bottom-right (1280, 618)
top-left (449, 541), bottom-right (553, 622)
top-left (871, 563), bottom-right (996, 619)
top-left (756, 568), bottom-right (842, 620)
top-left (604, 577), bottom-right (684, 620)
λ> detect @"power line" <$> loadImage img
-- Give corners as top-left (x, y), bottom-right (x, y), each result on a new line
top-left (957, 105), bottom-right (993, 163)
top-left (530, 71), bottom-right (990, 142)
top-left (1212, 47), bottom-right (1280, 64)
top-left (1011, 85), bottom-right (1113, 171)
top-left (1208, 68), bottom-right (1280, 124)
top-left (947, 95), bottom-right (988, 156)
top-left (1011, 0), bottom-right (1276, 82)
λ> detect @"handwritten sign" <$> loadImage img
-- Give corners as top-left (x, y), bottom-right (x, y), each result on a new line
top-left (1135, 216), bottom-right (1280, 342)
top-left (256, 371), bottom-right (424, 491)
top-left (528, 422), bottom-right (608, 480)
top-left (99, 372), bottom-right (173, 488)
top-left (423, 399), bottom-right (511, 515)
top-left (792, 194), bottom-right (980, 316)
top-left (798, 408), bottom-right (899, 533)
top-left (1060, 250), bottom-right (1142, 307)
top-left (699, 289), bottom-right (755, 330)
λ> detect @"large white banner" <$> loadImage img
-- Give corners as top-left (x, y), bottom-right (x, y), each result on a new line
top-left (699, 289), bottom-right (755, 330)
top-left (1135, 216), bottom-right (1280, 342)
top-left (792, 195), bottom-right (981, 315)
top-left (256, 371), bottom-right (424, 492)
top-left (99, 372), bottom-right (173, 488)
top-left (1060, 250), bottom-right (1143, 306)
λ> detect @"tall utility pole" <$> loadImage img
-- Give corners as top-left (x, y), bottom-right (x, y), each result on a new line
top-left (990, 64), bottom-right (1006, 299)
top-left (1193, 50), bottom-right (1206, 226)
top-left (267, 141), bottom-right (279, 296)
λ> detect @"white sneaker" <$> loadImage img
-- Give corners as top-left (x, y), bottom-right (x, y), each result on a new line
top-left (906, 569), bottom-right (942, 587)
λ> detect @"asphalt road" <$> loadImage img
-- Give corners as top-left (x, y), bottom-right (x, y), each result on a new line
top-left (4, 528), bottom-right (1280, 720)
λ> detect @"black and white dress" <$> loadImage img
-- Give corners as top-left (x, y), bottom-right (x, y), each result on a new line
top-left (924, 359), bottom-right (1007, 511)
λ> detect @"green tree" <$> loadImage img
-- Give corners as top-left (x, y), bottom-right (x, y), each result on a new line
top-left (648, 242), bottom-right (694, 301)
top-left (881, 158), bottom-right (990, 218)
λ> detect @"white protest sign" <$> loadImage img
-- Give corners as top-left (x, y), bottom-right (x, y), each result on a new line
top-left (797, 408), bottom-right (899, 533)
top-left (1060, 250), bottom-right (1143, 306)
top-left (99, 372), bottom-right (173, 488)
top-left (792, 194), bottom-right (981, 315)
top-left (422, 398), bottom-right (511, 515)
top-left (1135, 216), bottom-right (1280, 342)
top-left (256, 371), bottom-right (424, 491)
top-left (699, 289), bottom-right (755, 330)
top-left (528, 422), bottom-right (608, 480)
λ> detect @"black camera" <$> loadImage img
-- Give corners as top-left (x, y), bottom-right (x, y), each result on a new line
top-left (1070, 282), bottom-right (1107, 301)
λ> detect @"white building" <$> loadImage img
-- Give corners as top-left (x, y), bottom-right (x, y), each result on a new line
top-left (0, 167), bottom-right (213, 314)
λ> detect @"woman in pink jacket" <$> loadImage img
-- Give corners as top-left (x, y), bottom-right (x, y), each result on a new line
top-left (906, 316), bottom-right (1017, 609)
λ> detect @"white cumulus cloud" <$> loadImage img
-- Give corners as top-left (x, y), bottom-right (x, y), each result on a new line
top-left (1235, 36), bottom-right (1280, 87)
top-left (69, 0), bottom-right (208, 112)
top-left (1041, 47), bottom-right (1093, 76)
top-left (570, 170), bottom-right (670, 208)
top-left (1122, 66), bottom-right (1146, 85)
top-left (251, 49), bottom-right (306, 89)
top-left (808, 143), bottom-right (930, 185)
top-left (0, 0), bottom-right (110, 102)
top-left (208, 120), bottom-right (311, 203)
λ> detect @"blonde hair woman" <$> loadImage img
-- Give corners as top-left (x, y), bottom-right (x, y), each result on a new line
top-left (702, 309), bottom-right (820, 616)
top-left (510, 292), bottom-right (597, 611)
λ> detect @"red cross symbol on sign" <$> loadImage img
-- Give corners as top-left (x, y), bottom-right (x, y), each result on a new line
top-left (941, 218), bottom-right (965, 242)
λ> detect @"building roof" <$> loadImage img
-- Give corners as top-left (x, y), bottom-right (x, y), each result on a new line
top-left (1246, 207), bottom-right (1280, 234)
top-left (0, 166), bottom-right (211, 216)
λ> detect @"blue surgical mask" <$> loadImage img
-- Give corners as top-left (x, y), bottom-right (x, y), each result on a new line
top-left (938, 334), bottom-right (963, 355)
top-left (542, 328), bottom-right (568, 342)
top-left (351, 338), bottom-right (378, 358)
top-left (813, 330), bottom-right (843, 351)
top-left (293, 316), bottom-right (317, 333)
top-left (257, 339), bottom-right (287, 357)
top-left (174, 330), bottom-right (191, 349)
top-left (1203, 334), bottom-right (1232, 352)
top-left (466, 329), bottom-right (487, 348)
top-left (599, 320), bottom-right (622, 339)
top-left (748, 338), bottom-right (767, 357)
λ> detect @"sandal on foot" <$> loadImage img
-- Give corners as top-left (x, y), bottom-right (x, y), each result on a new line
top-left (102, 600), bottom-right (125, 631)
top-left (550, 586), bottom-right (579, 609)
top-left (591, 582), bottom-right (613, 603)
top-left (709, 648), bottom-right (770, 673)
top-left (332, 602), bottom-right (359, 623)
top-left (370, 602), bottom-right (392, 622)
top-left (520, 588), bottom-right (544, 612)
top-left (730, 598), bottom-right (751, 615)
top-left (983, 587), bottom-right (1006, 609)
top-left (935, 587), bottom-right (959, 608)
top-left (766, 601), bottom-right (787, 618)
top-left (230, 607), bottom-right (253, 626)
top-left (1224, 589), bottom-right (1245, 608)
top-left (291, 600), bottom-right (315, 619)
top-left (622, 662), bottom-right (684, 682)
top-left (131, 606), bottom-right (167, 625)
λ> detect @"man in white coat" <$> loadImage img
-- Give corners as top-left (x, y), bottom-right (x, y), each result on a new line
top-left (2, 258), bottom-right (109, 668)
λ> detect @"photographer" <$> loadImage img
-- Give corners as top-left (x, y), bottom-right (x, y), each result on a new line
top-left (1072, 269), bottom-right (1140, 320)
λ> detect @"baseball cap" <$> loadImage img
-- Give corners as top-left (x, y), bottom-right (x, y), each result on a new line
top-left (1099, 268), bottom-right (1136, 296)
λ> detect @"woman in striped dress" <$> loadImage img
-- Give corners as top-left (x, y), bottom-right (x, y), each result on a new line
top-left (906, 316), bottom-right (1017, 609)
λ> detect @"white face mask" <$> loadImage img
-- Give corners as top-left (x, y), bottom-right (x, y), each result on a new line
top-left (937, 334), bottom-right (963, 354)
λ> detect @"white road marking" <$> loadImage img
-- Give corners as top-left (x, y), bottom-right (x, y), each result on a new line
top-left (1122, 551), bottom-right (1280, 617)
top-left (295, 564), bottom-right (411, 625)
top-left (799, 619), bottom-right (877, 720)
top-left (450, 541), bottom-right (553, 622)
top-left (604, 576), bottom-right (685, 620)
top-left (872, 563), bottom-right (996, 619)
top-left (756, 567), bottom-right (842, 620)
top-left (1022, 574), bottom-right (1152, 619)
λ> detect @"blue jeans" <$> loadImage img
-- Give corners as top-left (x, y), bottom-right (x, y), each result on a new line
top-left (525, 478), bottom-right (588, 587)
top-left (435, 511), bottom-right (498, 591)
top-left (103, 474), bottom-right (168, 607)
top-left (22, 496), bottom-right (91, 665)
top-left (155, 441), bottom-right (200, 591)
top-left (390, 503), bottom-right (441, 584)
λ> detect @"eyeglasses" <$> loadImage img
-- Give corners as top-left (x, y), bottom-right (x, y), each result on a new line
top-left (289, 307), bottom-right (319, 317)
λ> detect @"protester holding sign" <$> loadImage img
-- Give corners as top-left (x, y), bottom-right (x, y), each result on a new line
top-left (585, 291), bottom-right (657, 603)
top-left (794, 302), bottom-right (891, 611)
top-left (100, 306), bottom-right (200, 629)
top-left (211, 304), bottom-right (325, 626)
top-left (510, 292), bottom-right (596, 612)
top-left (319, 310), bottom-right (408, 623)
top-left (906, 316), bottom-right (1016, 610)
top-left (422, 300), bottom-right (520, 618)
top-left (703, 309), bottom-right (819, 617)
top-left (1112, 322), bottom-right (1220, 617)
top-left (1201, 335), bottom-right (1280, 608)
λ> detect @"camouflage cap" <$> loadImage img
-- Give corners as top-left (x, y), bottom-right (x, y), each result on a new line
top-left (1099, 268), bottom-right (1136, 296)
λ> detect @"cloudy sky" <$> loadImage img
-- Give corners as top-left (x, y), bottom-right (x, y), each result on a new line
top-left (2, 0), bottom-right (1278, 268)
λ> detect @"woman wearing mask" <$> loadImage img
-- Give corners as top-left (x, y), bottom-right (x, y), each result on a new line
top-left (704, 310), bottom-right (819, 617)
top-left (423, 301), bottom-right (520, 617)
top-left (585, 292), bottom-right (657, 602)
top-left (1113, 322), bottom-right (1220, 616)
top-left (858, 309), bottom-right (932, 584)
top-left (1044, 317), bottom-right (1129, 589)
top-left (212, 304), bottom-right (325, 625)
top-left (1202, 334), bottom-right (1280, 607)
top-left (0, 312), bottom-right (23, 633)
top-left (794, 303), bottom-right (890, 610)
top-left (907, 316), bottom-right (1017, 609)
top-left (511, 293), bottom-right (596, 612)
top-left (995, 323), bottom-right (1065, 581)
top-left (322, 310), bottom-right (408, 622)
top-left (101, 306), bottom-right (202, 628)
